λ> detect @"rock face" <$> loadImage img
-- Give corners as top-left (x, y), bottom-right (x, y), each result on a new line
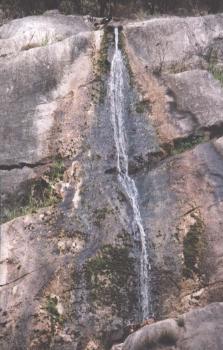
top-left (0, 13), bottom-right (94, 223)
top-left (113, 303), bottom-right (223, 350)
top-left (1, 11), bottom-right (223, 350)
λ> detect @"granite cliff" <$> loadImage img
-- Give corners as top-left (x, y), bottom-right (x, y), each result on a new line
top-left (1, 11), bottom-right (223, 350)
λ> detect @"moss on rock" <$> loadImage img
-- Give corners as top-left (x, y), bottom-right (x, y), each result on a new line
top-left (84, 244), bottom-right (137, 315)
top-left (183, 216), bottom-right (206, 279)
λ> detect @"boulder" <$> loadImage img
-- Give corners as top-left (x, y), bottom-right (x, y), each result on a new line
top-left (114, 303), bottom-right (223, 350)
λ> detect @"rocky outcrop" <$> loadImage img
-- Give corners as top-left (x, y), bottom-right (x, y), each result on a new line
top-left (124, 14), bottom-right (223, 320)
top-left (1, 11), bottom-right (223, 350)
top-left (0, 13), bottom-right (95, 223)
top-left (124, 14), bottom-right (223, 145)
top-left (113, 303), bottom-right (223, 350)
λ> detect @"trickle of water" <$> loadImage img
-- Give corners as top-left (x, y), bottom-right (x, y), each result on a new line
top-left (109, 27), bottom-right (152, 320)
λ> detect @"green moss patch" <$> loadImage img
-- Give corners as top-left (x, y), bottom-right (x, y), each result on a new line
top-left (84, 245), bottom-right (137, 315)
top-left (170, 135), bottom-right (206, 155)
top-left (45, 296), bottom-right (64, 335)
top-left (96, 31), bottom-right (110, 75)
top-left (183, 216), bottom-right (206, 279)
top-left (209, 64), bottom-right (223, 85)
top-left (135, 100), bottom-right (151, 114)
top-left (208, 49), bottom-right (223, 86)
top-left (119, 31), bottom-right (134, 86)
top-left (93, 207), bottom-right (114, 227)
top-left (92, 30), bottom-right (111, 104)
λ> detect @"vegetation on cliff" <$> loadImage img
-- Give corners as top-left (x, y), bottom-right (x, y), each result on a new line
top-left (0, 0), bottom-right (222, 19)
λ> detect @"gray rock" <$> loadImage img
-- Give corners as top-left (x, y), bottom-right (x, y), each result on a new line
top-left (1, 12), bottom-right (223, 350)
top-left (116, 303), bottom-right (223, 350)
top-left (124, 14), bottom-right (223, 72)
top-left (125, 14), bottom-right (223, 145)
top-left (0, 13), bottom-right (94, 221)
top-left (0, 14), bottom-right (90, 56)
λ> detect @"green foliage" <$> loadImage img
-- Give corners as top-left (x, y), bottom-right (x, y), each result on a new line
top-left (183, 216), bottom-right (205, 278)
top-left (92, 30), bottom-right (111, 104)
top-left (207, 48), bottom-right (223, 85)
top-left (45, 296), bottom-right (63, 334)
top-left (0, 0), bottom-right (221, 19)
top-left (41, 35), bottom-right (49, 46)
top-left (96, 31), bottom-right (110, 75)
top-left (84, 245), bottom-right (137, 314)
top-left (46, 296), bottom-right (60, 319)
top-left (171, 135), bottom-right (206, 155)
top-left (1, 159), bottom-right (65, 224)
top-left (1, 182), bottom-right (58, 223)
top-left (135, 100), bottom-right (151, 114)
top-left (48, 159), bottom-right (65, 183)
top-left (93, 207), bottom-right (113, 226)
top-left (119, 31), bottom-right (134, 86)
top-left (209, 64), bottom-right (223, 86)
top-left (136, 103), bottom-right (145, 114)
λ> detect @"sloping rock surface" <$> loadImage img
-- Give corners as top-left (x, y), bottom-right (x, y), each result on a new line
top-left (0, 13), bottom-right (94, 223)
top-left (1, 12), bottom-right (223, 350)
top-left (113, 303), bottom-right (223, 350)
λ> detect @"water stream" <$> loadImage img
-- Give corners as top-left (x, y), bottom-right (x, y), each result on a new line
top-left (109, 27), bottom-right (151, 320)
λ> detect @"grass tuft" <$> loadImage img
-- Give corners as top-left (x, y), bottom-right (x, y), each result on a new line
top-left (1, 159), bottom-right (65, 224)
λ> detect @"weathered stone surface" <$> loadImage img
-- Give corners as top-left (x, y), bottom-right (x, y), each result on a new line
top-left (114, 303), bottom-right (223, 350)
top-left (125, 14), bottom-right (223, 145)
top-left (1, 11), bottom-right (223, 350)
top-left (0, 12), bottom-right (95, 222)
top-left (138, 137), bottom-right (223, 319)
top-left (0, 13), bottom-right (90, 56)
top-left (0, 15), bottom-right (139, 350)
top-left (125, 15), bottom-right (223, 72)
top-left (162, 70), bottom-right (223, 140)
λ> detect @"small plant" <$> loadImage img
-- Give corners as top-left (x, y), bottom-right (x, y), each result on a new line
top-left (45, 296), bottom-right (63, 334)
top-left (208, 49), bottom-right (223, 86)
top-left (135, 100), bottom-right (151, 114)
top-left (183, 216), bottom-right (205, 279)
top-left (84, 245), bottom-right (137, 315)
top-left (1, 159), bottom-right (65, 224)
top-left (119, 31), bottom-right (134, 86)
top-left (209, 64), bottom-right (223, 86)
top-left (46, 296), bottom-right (60, 319)
top-left (136, 102), bottom-right (145, 114)
top-left (48, 159), bottom-right (65, 183)
top-left (176, 317), bottom-right (185, 328)
top-left (1, 183), bottom-right (59, 223)
top-left (92, 29), bottom-right (111, 104)
top-left (171, 135), bottom-right (206, 155)
top-left (41, 35), bottom-right (49, 47)
top-left (93, 207), bottom-right (113, 227)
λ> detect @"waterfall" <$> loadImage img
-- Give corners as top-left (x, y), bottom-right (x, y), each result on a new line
top-left (109, 27), bottom-right (151, 320)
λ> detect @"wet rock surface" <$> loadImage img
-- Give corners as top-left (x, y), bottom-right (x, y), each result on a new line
top-left (1, 11), bottom-right (223, 350)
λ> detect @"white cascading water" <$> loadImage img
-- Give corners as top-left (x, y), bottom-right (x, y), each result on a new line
top-left (109, 27), bottom-right (151, 320)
